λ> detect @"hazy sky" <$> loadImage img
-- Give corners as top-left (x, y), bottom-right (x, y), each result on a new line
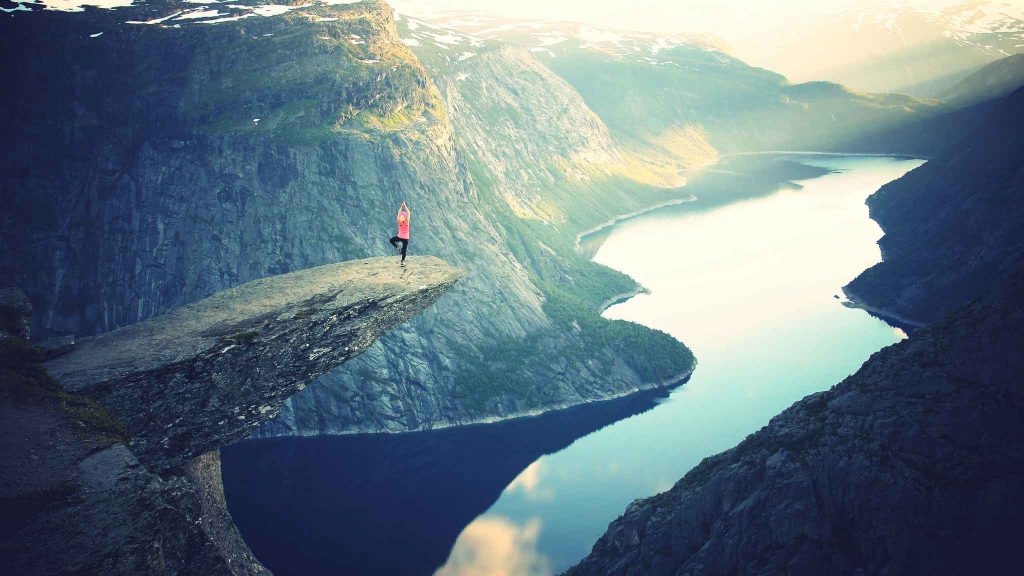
top-left (392, 0), bottom-right (966, 38)
top-left (393, 0), bottom-right (1024, 87)
top-left (27, 0), bottom-right (1024, 88)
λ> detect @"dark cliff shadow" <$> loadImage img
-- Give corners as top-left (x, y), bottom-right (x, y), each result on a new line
top-left (221, 386), bottom-right (680, 576)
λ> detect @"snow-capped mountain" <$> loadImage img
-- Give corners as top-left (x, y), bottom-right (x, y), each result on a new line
top-left (759, 0), bottom-right (1024, 93)
top-left (400, 10), bottom-right (726, 68)
top-left (404, 0), bottom-right (1024, 96)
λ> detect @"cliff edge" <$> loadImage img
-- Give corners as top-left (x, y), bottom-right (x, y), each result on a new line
top-left (46, 256), bottom-right (462, 471)
top-left (1, 256), bottom-right (461, 575)
top-left (844, 86), bottom-right (1024, 326)
top-left (566, 270), bottom-right (1024, 576)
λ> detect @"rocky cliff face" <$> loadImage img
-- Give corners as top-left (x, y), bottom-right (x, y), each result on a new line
top-left (0, 1), bottom-right (694, 438)
top-left (46, 256), bottom-right (462, 471)
top-left (566, 77), bottom-right (1024, 576)
top-left (431, 15), bottom-right (942, 157)
top-left (845, 86), bottom-right (1024, 325)
top-left (1, 257), bottom-right (459, 575)
top-left (260, 11), bottom-right (705, 437)
top-left (566, 268), bottom-right (1024, 576)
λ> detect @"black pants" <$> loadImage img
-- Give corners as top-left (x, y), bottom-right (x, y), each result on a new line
top-left (389, 236), bottom-right (409, 261)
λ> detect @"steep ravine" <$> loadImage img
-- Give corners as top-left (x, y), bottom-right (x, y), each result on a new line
top-left (0, 257), bottom-right (461, 575)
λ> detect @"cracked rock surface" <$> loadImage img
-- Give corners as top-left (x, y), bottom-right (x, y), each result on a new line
top-left (2, 257), bottom-right (459, 575)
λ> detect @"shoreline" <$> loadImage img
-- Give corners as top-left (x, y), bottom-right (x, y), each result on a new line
top-left (840, 287), bottom-right (926, 332)
top-left (598, 286), bottom-right (652, 314)
top-left (574, 195), bottom-right (697, 252)
top-left (252, 366), bottom-right (697, 440)
top-left (258, 152), bottom-right (918, 441)
top-left (717, 150), bottom-right (931, 161)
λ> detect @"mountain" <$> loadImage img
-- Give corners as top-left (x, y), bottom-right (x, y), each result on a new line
top-left (940, 53), bottom-right (1024, 105)
top-left (566, 80), bottom-right (1024, 576)
top-left (411, 1), bottom-right (1024, 98)
top-left (416, 13), bottom-right (942, 158)
top-left (396, 14), bottom-right (720, 183)
top-left (720, 0), bottom-right (1024, 96)
top-left (566, 268), bottom-right (1024, 576)
top-left (845, 86), bottom-right (1024, 325)
top-left (263, 9), bottom-right (952, 437)
top-left (0, 0), bottom-right (694, 438)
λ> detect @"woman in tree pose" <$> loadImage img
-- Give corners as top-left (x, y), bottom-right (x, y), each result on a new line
top-left (389, 201), bottom-right (411, 267)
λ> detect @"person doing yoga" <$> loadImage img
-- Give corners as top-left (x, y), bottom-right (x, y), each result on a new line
top-left (389, 201), bottom-right (411, 267)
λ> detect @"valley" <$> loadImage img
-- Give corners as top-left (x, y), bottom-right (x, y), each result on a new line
top-left (2, 2), bottom-right (1023, 575)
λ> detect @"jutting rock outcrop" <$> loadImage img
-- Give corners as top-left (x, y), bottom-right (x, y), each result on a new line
top-left (1, 256), bottom-right (461, 575)
top-left (46, 256), bottom-right (462, 471)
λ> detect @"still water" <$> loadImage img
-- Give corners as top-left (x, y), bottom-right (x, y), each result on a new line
top-left (222, 155), bottom-right (925, 575)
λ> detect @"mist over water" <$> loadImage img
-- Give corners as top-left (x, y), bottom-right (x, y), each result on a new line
top-left (222, 155), bottom-right (924, 576)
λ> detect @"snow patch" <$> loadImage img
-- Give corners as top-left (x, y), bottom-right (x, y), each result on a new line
top-left (200, 13), bottom-right (253, 24)
top-left (401, 37), bottom-right (420, 46)
top-left (175, 9), bottom-right (226, 20)
top-left (576, 25), bottom-right (625, 44)
top-left (126, 11), bottom-right (184, 25)
top-left (650, 37), bottom-right (677, 55)
top-left (534, 33), bottom-right (567, 47)
top-left (252, 4), bottom-right (297, 17)
top-left (35, 0), bottom-right (133, 12)
top-left (477, 22), bottom-right (545, 36)
top-left (457, 51), bottom-right (476, 61)
top-left (422, 30), bottom-right (464, 45)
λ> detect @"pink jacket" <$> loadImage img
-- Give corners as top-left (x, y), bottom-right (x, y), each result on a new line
top-left (397, 210), bottom-right (410, 240)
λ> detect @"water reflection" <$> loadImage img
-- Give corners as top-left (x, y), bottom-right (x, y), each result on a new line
top-left (578, 155), bottom-right (836, 259)
top-left (222, 388), bottom-right (673, 576)
top-left (504, 461), bottom-right (553, 501)
top-left (435, 516), bottom-right (550, 576)
top-left (436, 155), bottom-right (923, 573)
top-left (223, 155), bottom-right (924, 576)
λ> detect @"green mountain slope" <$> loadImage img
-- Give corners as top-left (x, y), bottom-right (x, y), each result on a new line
top-left (0, 1), bottom-right (693, 436)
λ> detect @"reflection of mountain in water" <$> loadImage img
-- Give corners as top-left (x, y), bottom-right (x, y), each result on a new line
top-left (221, 387), bottom-right (680, 576)
top-left (577, 157), bottom-right (833, 260)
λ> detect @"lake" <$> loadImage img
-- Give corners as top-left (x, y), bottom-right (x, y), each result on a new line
top-left (222, 154), bottom-right (925, 575)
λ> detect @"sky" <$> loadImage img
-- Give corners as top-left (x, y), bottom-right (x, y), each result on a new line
top-left (393, 0), bottom-right (1024, 88)
top-left (390, 0), bottom-right (997, 37)
top-left (21, 0), bottom-right (1024, 88)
